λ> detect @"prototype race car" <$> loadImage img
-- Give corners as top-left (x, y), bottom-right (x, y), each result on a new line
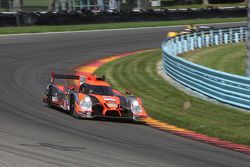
top-left (167, 24), bottom-right (212, 38)
top-left (43, 72), bottom-right (148, 121)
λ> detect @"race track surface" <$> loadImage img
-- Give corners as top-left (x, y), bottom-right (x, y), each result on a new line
top-left (0, 22), bottom-right (249, 167)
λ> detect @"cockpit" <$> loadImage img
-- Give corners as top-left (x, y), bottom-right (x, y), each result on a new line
top-left (80, 84), bottom-right (114, 96)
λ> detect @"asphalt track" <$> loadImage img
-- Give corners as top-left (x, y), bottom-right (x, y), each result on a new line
top-left (0, 22), bottom-right (249, 167)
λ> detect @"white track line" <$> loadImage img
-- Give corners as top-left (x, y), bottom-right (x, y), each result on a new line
top-left (0, 21), bottom-right (246, 37)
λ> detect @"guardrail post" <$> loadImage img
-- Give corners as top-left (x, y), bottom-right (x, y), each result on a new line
top-left (214, 35), bottom-right (219, 45)
top-left (173, 43), bottom-right (177, 56)
top-left (180, 35), bottom-right (184, 42)
top-left (198, 37), bottom-right (202, 48)
top-left (235, 33), bottom-right (239, 43)
top-left (205, 35), bottom-right (209, 47)
top-left (240, 27), bottom-right (244, 42)
top-left (229, 28), bottom-right (233, 43)
top-left (186, 34), bottom-right (191, 50)
top-left (224, 34), bottom-right (228, 44)
top-left (175, 36), bottom-right (179, 43)
top-left (219, 29), bottom-right (223, 45)
top-left (201, 31), bottom-right (205, 47)
top-left (193, 33), bottom-right (197, 48)
top-left (190, 37), bottom-right (194, 50)
top-left (180, 35), bottom-right (185, 53)
top-left (183, 40), bottom-right (188, 52)
top-left (177, 41), bottom-right (182, 54)
top-left (210, 30), bottom-right (214, 45)
top-left (165, 43), bottom-right (169, 54)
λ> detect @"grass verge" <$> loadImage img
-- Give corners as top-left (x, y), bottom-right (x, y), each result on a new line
top-left (159, 3), bottom-right (246, 9)
top-left (182, 43), bottom-right (246, 76)
top-left (95, 49), bottom-right (250, 146)
top-left (0, 17), bottom-right (246, 35)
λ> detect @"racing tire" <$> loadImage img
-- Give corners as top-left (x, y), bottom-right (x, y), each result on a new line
top-left (70, 97), bottom-right (80, 119)
top-left (47, 87), bottom-right (53, 108)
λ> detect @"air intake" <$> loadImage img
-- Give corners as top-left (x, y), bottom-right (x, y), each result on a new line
top-left (105, 110), bottom-right (120, 117)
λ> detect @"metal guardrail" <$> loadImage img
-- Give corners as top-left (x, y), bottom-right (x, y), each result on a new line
top-left (162, 27), bottom-right (250, 110)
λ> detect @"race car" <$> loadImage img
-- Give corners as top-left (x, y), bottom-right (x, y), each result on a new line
top-left (43, 72), bottom-right (148, 121)
top-left (167, 24), bottom-right (212, 38)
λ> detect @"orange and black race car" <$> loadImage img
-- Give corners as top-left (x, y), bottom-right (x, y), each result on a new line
top-left (43, 72), bottom-right (148, 121)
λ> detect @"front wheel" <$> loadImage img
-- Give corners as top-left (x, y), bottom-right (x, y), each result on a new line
top-left (70, 97), bottom-right (80, 119)
top-left (47, 87), bottom-right (53, 108)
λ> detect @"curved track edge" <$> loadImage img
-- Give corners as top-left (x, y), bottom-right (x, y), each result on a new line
top-left (73, 49), bottom-right (250, 155)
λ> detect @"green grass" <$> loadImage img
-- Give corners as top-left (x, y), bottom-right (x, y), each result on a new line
top-left (160, 0), bottom-right (246, 9)
top-left (161, 3), bottom-right (246, 9)
top-left (95, 49), bottom-right (250, 146)
top-left (182, 43), bottom-right (246, 76)
top-left (0, 17), bottom-right (246, 35)
top-left (23, 0), bottom-right (50, 7)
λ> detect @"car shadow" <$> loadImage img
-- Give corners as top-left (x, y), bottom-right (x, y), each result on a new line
top-left (48, 106), bottom-right (145, 125)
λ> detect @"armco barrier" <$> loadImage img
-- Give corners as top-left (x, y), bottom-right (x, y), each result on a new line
top-left (162, 27), bottom-right (250, 110)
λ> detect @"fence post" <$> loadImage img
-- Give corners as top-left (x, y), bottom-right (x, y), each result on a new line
top-left (180, 35), bottom-right (184, 42)
top-left (219, 29), bottom-right (223, 45)
top-left (184, 40), bottom-right (188, 52)
top-left (173, 43), bottom-right (177, 56)
top-left (235, 33), bottom-right (239, 43)
top-left (177, 41), bottom-right (180, 54)
top-left (198, 37), bottom-right (202, 48)
top-left (224, 34), bottom-right (228, 44)
top-left (190, 37), bottom-right (194, 50)
top-left (186, 34), bottom-right (191, 50)
top-left (201, 31), bottom-right (205, 47)
top-left (175, 36), bottom-right (179, 43)
top-left (205, 35), bottom-right (209, 47)
top-left (210, 30), bottom-right (214, 45)
top-left (240, 27), bottom-right (244, 42)
top-left (229, 28), bottom-right (233, 43)
top-left (193, 32), bottom-right (197, 48)
top-left (214, 35), bottom-right (219, 45)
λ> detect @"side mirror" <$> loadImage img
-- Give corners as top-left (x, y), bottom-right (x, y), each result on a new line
top-left (125, 90), bottom-right (133, 96)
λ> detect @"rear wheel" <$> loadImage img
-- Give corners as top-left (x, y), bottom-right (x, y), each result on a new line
top-left (70, 97), bottom-right (80, 119)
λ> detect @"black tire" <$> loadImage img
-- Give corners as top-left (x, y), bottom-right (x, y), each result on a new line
top-left (70, 96), bottom-right (80, 119)
top-left (47, 87), bottom-right (53, 108)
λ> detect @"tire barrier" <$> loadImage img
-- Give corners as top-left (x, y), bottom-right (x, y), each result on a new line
top-left (0, 7), bottom-right (246, 26)
top-left (162, 27), bottom-right (250, 110)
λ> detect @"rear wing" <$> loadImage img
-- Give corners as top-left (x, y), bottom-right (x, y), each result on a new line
top-left (51, 71), bottom-right (86, 87)
top-left (51, 71), bottom-right (105, 87)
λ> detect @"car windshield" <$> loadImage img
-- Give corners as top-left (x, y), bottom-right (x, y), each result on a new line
top-left (83, 84), bottom-right (114, 96)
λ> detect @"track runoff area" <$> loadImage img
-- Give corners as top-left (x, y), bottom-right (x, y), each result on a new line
top-left (75, 48), bottom-right (250, 154)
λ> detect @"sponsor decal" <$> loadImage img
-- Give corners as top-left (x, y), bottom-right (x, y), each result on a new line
top-left (52, 93), bottom-right (58, 102)
top-left (106, 100), bottom-right (118, 108)
top-left (103, 96), bottom-right (116, 101)
top-left (52, 97), bottom-right (58, 102)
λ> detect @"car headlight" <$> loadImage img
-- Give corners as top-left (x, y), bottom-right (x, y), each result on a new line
top-left (84, 96), bottom-right (91, 103)
top-left (132, 100), bottom-right (139, 106)
top-left (80, 96), bottom-right (92, 110)
top-left (131, 100), bottom-right (142, 114)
